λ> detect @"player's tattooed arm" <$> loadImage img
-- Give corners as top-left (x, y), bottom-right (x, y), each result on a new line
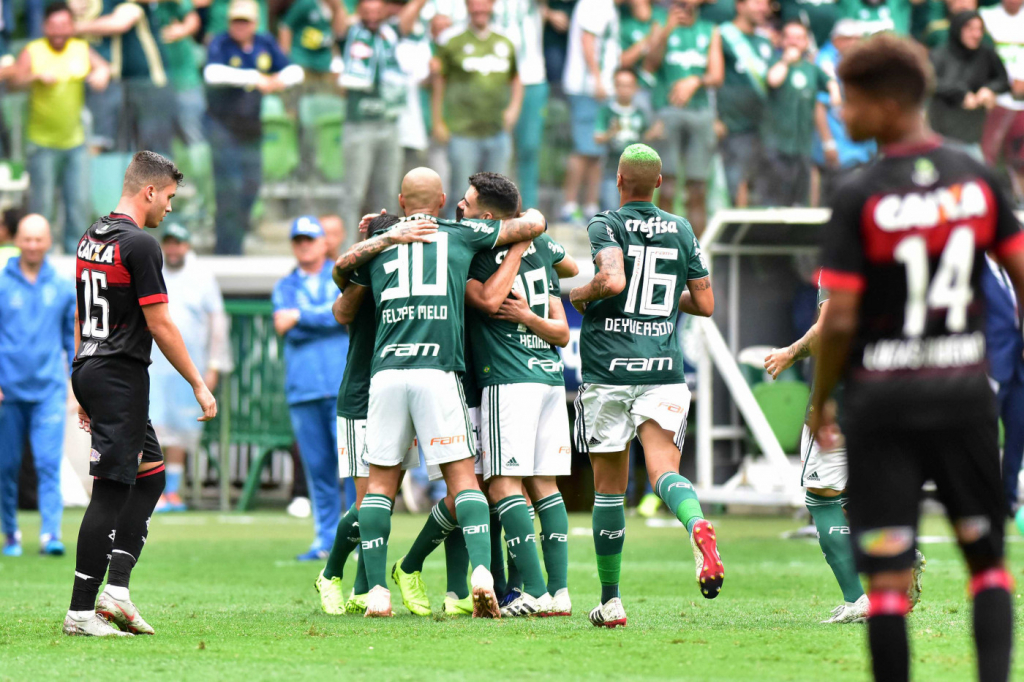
top-left (568, 247), bottom-right (626, 313)
top-left (495, 208), bottom-right (546, 246)
top-left (466, 239), bottom-right (531, 314)
top-left (333, 282), bottom-right (367, 325)
top-left (764, 300), bottom-right (828, 380)
top-left (809, 291), bottom-right (859, 449)
top-left (677, 276), bottom-right (714, 317)
top-left (332, 218), bottom-right (437, 279)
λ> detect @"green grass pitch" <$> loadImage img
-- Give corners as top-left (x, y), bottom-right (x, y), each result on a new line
top-left (1, 511), bottom-right (1022, 681)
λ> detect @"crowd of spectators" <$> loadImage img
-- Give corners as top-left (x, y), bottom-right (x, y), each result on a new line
top-left (0, 0), bottom-right (1019, 253)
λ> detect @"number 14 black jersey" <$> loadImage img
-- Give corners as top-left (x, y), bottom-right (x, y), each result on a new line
top-left (75, 214), bottom-right (169, 366)
top-left (820, 139), bottom-right (1024, 423)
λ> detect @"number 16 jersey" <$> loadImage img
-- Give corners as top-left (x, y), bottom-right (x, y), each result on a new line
top-left (581, 201), bottom-right (709, 386)
top-left (75, 213), bottom-right (169, 366)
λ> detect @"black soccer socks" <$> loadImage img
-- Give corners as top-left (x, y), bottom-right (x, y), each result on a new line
top-left (107, 466), bottom-right (165, 589)
top-left (70, 478), bottom-right (131, 611)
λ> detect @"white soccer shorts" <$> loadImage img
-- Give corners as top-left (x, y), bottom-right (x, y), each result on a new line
top-left (366, 368), bottom-right (476, 468)
top-left (480, 383), bottom-right (571, 480)
top-left (337, 416), bottom-right (419, 478)
top-left (799, 424), bottom-right (848, 491)
top-left (427, 406), bottom-right (482, 482)
top-left (574, 383), bottom-right (690, 454)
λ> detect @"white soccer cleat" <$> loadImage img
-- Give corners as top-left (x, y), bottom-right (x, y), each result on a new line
top-left (96, 590), bottom-right (155, 635)
top-left (537, 588), bottom-right (571, 617)
top-left (908, 550), bottom-right (926, 612)
top-left (821, 594), bottom-right (869, 624)
top-left (470, 565), bottom-right (501, 619)
top-left (62, 612), bottom-right (134, 637)
top-left (500, 591), bottom-right (542, 617)
top-left (363, 585), bottom-right (394, 618)
top-left (589, 597), bottom-right (627, 628)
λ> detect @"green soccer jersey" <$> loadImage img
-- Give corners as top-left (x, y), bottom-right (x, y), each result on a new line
top-left (336, 292), bottom-right (376, 420)
top-left (596, 102), bottom-right (649, 171)
top-left (717, 23), bottom-right (773, 134)
top-left (763, 60), bottom-right (831, 158)
top-left (838, 0), bottom-right (912, 36)
top-left (652, 20), bottom-right (715, 111)
top-left (282, 0), bottom-right (334, 73)
top-left (436, 27), bottom-right (518, 138)
top-left (468, 233), bottom-right (567, 388)
top-left (349, 214), bottom-right (501, 376)
top-left (153, 0), bottom-right (201, 90)
top-left (580, 201), bottom-right (709, 386)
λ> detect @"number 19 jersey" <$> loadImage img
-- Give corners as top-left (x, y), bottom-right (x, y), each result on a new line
top-left (349, 214), bottom-right (501, 376)
top-left (580, 201), bottom-right (709, 386)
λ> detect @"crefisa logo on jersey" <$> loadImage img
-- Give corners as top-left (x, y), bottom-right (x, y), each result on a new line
top-left (872, 181), bottom-right (988, 232)
top-left (624, 217), bottom-right (678, 237)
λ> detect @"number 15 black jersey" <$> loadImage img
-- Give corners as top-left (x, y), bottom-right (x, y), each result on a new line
top-left (75, 214), bottom-right (169, 366)
top-left (820, 139), bottom-right (1024, 423)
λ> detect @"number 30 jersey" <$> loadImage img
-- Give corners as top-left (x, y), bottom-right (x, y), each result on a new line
top-left (581, 201), bottom-right (709, 386)
top-left (350, 214), bottom-right (501, 377)
top-left (820, 139), bottom-right (1024, 424)
top-left (75, 213), bottom-right (169, 366)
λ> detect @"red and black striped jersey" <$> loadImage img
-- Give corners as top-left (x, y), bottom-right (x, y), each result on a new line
top-left (820, 138), bottom-right (1024, 421)
top-left (75, 213), bottom-right (168, 366)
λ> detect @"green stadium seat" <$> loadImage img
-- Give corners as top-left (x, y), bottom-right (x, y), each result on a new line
top-left (262, 95), bottom-right (299, 181)
top-left (89, 153), bottom-right (134, 221)
top-left (202, 299), bottom-right (294, 511)
top-left (749, 381), bottom-right (811, 455)
top-left (298, 94), bottom-right (344, 182)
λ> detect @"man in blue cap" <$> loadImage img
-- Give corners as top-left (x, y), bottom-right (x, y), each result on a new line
top-left (273, 216), bottom-right (350, 560)
top-left (0, 214), bottom-right (77, 557)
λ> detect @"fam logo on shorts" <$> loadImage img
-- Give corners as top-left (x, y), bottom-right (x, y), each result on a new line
top-left (90, 449), bottom-right (102, 464)
top-left (858, 526), bottom-right (914, 557)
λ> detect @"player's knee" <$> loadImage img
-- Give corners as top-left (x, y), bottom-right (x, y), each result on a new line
top-left (954, 515), bottom-right (1004, 572)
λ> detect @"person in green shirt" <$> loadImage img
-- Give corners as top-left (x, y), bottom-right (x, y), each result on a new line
top-left (717, 0), bottom-right (773, 206)
top-left (278, 0), bottom-right (342, 75)
top-left (619, 0), bottom-right (666, 84)
top-left (595, 68), bottom-right (656, 209)
top-left (155, 0), bottom-right (205, 145)
top-left (338, 0), bottom-right (406, 249)
top-left (432, 0), bottom-right (523, 219)
top-left (759, 20), bottom-right (838, 206)
top-left (779, 0), bottom-right (841, 49)
top-left (643, 0), bottom-right (723, 236)
top-left (837, 0), bottom-right (922, 35)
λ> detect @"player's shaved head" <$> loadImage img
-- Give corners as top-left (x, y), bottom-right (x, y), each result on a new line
top-left (617, 144), bottom-right (663, 199)
top-left (400, 167), bottom-right (445, 215)
top-left (122, 150), bottom-right (183, 196)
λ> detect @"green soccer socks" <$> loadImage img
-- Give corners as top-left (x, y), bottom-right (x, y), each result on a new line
top-left (454, 490), bottom-right (491, 571)
top-left (353, 546), bottom-right (369, 595)
top-left (444, 528), bottom-right (471, 599)
top-left (496, 495), bottom-right (547, 598)
top-left (656, 473), bottom-right (704, 533)
top-left (806, 492), bottom-right (864, 603)
top-left (401, 501), bottom-right (457, 574)
top-left (536, 492), bottom-right (569, 594)
top-left (323, 504), bottom-right (360, 581)
top-left (488, 506), bottom-right (508, 596)
top-left (358, 494), bottom-right (393, 590)
top-left (593, 493), bottom-right (626, 604)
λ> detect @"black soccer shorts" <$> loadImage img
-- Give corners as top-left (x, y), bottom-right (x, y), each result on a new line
top-left (72, 357), bottom-right (163, 485)
top-left (843, 413), bottom-right (1006, 575)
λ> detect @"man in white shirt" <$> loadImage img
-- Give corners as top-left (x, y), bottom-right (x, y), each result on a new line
top-left (560, 0), bottom-right (620, 224)
top-left (150, 224), bottom-right (232, 512)
top-left (980, 0), bottom-right (1024, 204)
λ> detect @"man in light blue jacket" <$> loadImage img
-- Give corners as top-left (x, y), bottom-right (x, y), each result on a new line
top-left (273, 216), bottom-right (349, 561)
top-left (0, 215), bottom-right (76, 557)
